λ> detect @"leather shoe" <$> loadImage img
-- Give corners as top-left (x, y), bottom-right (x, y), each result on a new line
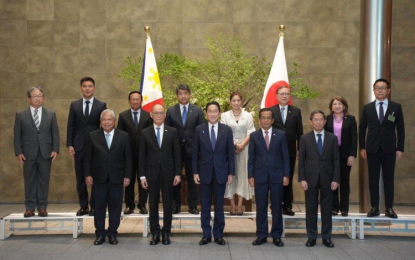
top-left (341, 212), bottom-right (348, 217)
top-left (94, 237), bottom-right (105, 245)
top-left (23, 210), bottom-right (35, 218)
top-left (215, 238), bottom-right (226, 245)
top-left (139, 207), bottom-right (148, 214)
top-left (385, 208), bottom-right (398, 219)
top-left (89, 208), bottom-right (95, 216)
top-left (273, 238), bottom-right (284, 247)
top-left (162, 234), bottom-right (171, 245)
top-left (172, 207), bottom-right (181, 214)
top-left (189, 207), bottom-right (199, 214)
top-left (282, 208), bottom-right (295, 216)
top-left (367, 207), bottom-right (380, 217)
top-left (76, 207), bottom-right (89, 216)
top-left (108, 236), bottom-right (118, 245)
top-left (322, 239), bottom-right (334, 248)
top-left (124, 207), bottom-right (134, 214)
top-left (332, 211), bottom-right (338, 216)
top-left (150, 234), bottom-right (160, 245)
top-left (38, 210), bottom-right (48, 217)
top-left (306, 239), bottom-right (316, 247)
top-left (252, 237), bottom-right (267, 245)
top-left (199, 237), bottom-right (211, 245)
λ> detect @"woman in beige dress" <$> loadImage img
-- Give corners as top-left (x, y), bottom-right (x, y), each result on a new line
top-left (220, 92), bottom-right (255, 215)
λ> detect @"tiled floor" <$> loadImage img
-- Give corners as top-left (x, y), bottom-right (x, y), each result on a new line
top-left (0, 203), bottom-right (414, 260)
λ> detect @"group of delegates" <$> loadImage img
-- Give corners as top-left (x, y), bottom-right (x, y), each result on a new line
top-left (13, 77), bottom-right (404, 248)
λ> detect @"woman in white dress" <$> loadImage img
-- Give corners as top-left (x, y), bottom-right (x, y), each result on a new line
top-left (220, 92), bottom-right (255, 215)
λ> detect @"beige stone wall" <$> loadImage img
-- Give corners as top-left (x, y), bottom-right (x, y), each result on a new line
top-left (0, 0), bottom-right (414, 204)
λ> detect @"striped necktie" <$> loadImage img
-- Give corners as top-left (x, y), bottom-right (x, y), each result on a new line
top-left (33, 109), bottom-right (40, 130)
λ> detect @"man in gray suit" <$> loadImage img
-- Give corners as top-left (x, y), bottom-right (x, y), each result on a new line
top-left (14, 87), bottom-right (59, 218)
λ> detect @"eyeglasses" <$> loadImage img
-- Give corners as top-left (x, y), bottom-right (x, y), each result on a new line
top-left (152, 112), bottom-right (165, 116)
top-left (260, 117), bottom-right (273, 121)
top-left (278, 93), bottom-right (291, 96)
top-left (31, 95), bottom-right (44, 99)
top-left (312, 118), bottom-right (325, 122)
top-left (374, 86), bottom-right (389, 91)
top-left (207, 111), bottom-right (219, 115)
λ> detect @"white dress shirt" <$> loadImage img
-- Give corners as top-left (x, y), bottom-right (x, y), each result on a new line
top-left (375, 99), bottom-right (389, 118)
top-left (104, 128), bottom-right (115, 147)
top-left (131, 108), bottom-right (141, 123)
top-left (154, 123), bottom-right (164, 147)
top-left (209, 122), bottom-right (219, 140)
top-left (30, 106), bottom-right (42, 125)
top-left (83, 97), bottom-right (94, 116)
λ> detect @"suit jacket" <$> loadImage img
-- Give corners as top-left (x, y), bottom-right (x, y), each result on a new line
top-left (14, 107), bottom-right (60, 160)
top-left (192, 123), bottom-right (235, 185)
top-left (298, 131), bottom-right (340, 189)
top-left (83, 129), bottom-right (132, 185)
top-left (117, 109), bottom-right (153, 157)
top-left (248, 128), bottom-right (290, 184)
top-left (66, 98), bottom-right (107, 151)
top-left (324, 114), bottom-right (357, 159)
top-left (359, 100), bottom-right (405, 153)
top-left (270, 105), bottom-right (303, 158)
top-left (165, 103), bottom-right (205, 157)
top-left (139, 125), bottom-right (182, 181)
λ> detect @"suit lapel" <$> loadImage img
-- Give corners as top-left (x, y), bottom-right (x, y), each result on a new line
top-left (257, 129), bottom-right (268, 151)
top-left (78, 99), bottom-right (88, 124)
top-left (185, 104), bottom-right (195, 125)
top-left (99, 130), bottom-right (109, 150)
top-left (370, 101), bottom-right (380, 126)
top-left (215, 124), bottom-right (224, 151)
top-left (383, 101), bottom-right (392, 125)
top-left (150, 126), bottom-right (161, 150)
top-left (269, 128), bottom-right (278, 151)
top-left (309, 132), bottom-right (320, 156)
top-left (109, 129), bottom-right (119, 150)
top-left (321, 132), bottom-right (330, 156)
top-left (38, 107), bottom-right (47, 130)
top-left (24, 108), bottom-right (37, 130)
top-left (274, 106), bottom-right (283, 124)
top-left (126, 110), bottom-right (137, 131)
top-left (284, 106), bottom-right (292, 125)
top-left (174, 104), bottom-right (183, 127)
top-left (203, 124), bottom-right (213, 151)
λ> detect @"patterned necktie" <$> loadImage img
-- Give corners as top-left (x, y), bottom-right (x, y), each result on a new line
top-left (133, 111), bottom-right (138, 130)
top-left (85, 101), bottom-right (90, 118)
top-left (265, 130), bottom-right (270, 150)
top-left (105, 133), bottom-right (111, 149)
top-left (156, 127), bottom-right (161, 148)
top-left (280, 107), bottom-right (285, 124)
top-left (182, 106), bottom-right (187, 126)
top-left (211, 125), bottom-right (216, 150)
top-left (379, 102), bottom-right (384, 124)
top-left (33, 109), bottom-right (40, 130)
top-left (317, 133), bottom-right (323, 155)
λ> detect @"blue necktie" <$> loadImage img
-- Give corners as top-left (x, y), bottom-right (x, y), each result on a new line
top-left (105, 133), bottom-right (111, 149)
top-left (280, 107), bottom-right (285, 124)
top-left (379, 102), bottom-right (384, 124)
top-left (317, 133), bottom-right (323, 155)
top-left (133, 111), bottom-right (138, 130)
top-left (156, 127), bottom-right (161, 148)
top-left (182, 106), bottom-right (187, 126)
top-left (211, 125), bottom-right (216, 150)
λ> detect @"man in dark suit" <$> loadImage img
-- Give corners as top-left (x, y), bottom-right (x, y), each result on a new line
top-left (359, 78), bottom-right (405, 219)
top-left (248, 108), bottom-right (290, 247)
top-left (118, 91), bottom-right (153, 215)
top-left (84, 109), bottom-right (132, 245)
top-left (270, 86), bottom-right (303, 216)
top-left (67, 77), bottom-right (107, 216)
top-left (166, 84), bottom-right (205, 214)
top-left (298, 110), bottom-right (340, 248)
top-left (193, 101), bottom-right (235, 246)
top-left (139, 104), bottom-right (182, 245)
top-left (14, 87), bottom-right (59, 218)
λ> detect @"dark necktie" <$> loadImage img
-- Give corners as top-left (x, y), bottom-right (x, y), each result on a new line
top-left (379, 102), bottom-right (384, 124)
top-left (280, 107), bottom-right (285, 124)
top-left (156, 127), bottom-right (161, 148)
top-left (317, 133), bottom-right (323, 155)
top-left (133, 111), bottom-right (138, 130)
top-left (211, 125), bottom-right (216, 150)
top-left (265, 130), bottom-right (270, 150)
top-left (85, 101), bottom-right (90, 118)
top-left (182, 106), bottom-right (187, 126)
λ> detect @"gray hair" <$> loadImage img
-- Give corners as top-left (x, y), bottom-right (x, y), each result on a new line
top-left (100, 109), bottom-right (116, 119)
top-left (27, 87), bottom-right (44, 98)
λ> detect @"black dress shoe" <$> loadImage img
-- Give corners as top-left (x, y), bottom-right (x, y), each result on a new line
top-left (189, 207), bottom-right (199, 214)
top-left (322, 239), bottom-right (334, 248)
top-left (124, 207), bottom-right (134, 214)
top-left (139, 207), bottom-right (148, 214)
top-left (341, 212), bottom-right (348, 217)
top-left (332, 211), bottom-right (338, 216)
top-left (252, 237), bottom-right (267, 245)
top-left (385, 208), bottom-right (398, 219)
top-left (367, 207), bottom-right (380, 217)
top-left (282, 208), bottom-right (295, 216)
top-left (108, 236), bottom-right (118, 245)
top-left (215, 238), bottom-right (226, 245)
top-left (273, 238), bottom-right (284, 247)
top-left (172, 207), bottom-right (181, 214)
top-left (94, 237), bottom-right (105, 245)
top-left (199, 237), bottom-right (211, 245)
top-left (162, 234), bottom-right (171, 245)
top-left (89, 208), bottom-right (95, 216)
top-left (306, 239), bottom-right (316, 247)
top-left (76, 207), bottom-right (89, 216)
top-left (150, 234), bottom-right (160, 245)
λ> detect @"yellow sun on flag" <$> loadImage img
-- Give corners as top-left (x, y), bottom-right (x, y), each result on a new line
top-left (148, 48), bottom-right (153, 53)
top-left (144, 95), bottom-right (149, 101)
top-left (148, 68), bottom-right (161, 91)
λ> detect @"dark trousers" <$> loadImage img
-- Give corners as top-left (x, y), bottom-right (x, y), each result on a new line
top-left (255, 178), bottom-right (284, 239)
top-left (94, 179), bottom-right (123, 238)
top-left (200, 173), bottom-right (226, 239)
top-left (148, 174), bottom-right (173, 235)
top-left (367, 148), bottom-right (396, 209)
top-left (172, 144), bottom-right (199, 208)
top-left (75, 149), bottom-right (94, 209)
top-left (23, 151), bottom-right (51, 211)
top-left (332, 157), bottom-right (352, 213)
top-left (124, 162), bottom-right (148, 209)
top-left (283, 156), bottom-right (296, 209)
top-left (305, 180), bottom-right (333, 240)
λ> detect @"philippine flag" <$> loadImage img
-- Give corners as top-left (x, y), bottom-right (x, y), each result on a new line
top-left (140, 36), bottom-right (163, 112)
top-left (260, 34), bottom-right (292, 108)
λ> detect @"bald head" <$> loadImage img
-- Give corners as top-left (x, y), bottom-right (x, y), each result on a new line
top-left (151, 104), bottom-right (166, 126)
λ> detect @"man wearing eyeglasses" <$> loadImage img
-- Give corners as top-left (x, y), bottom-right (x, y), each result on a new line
top-left (270, 86), bottom-right (303, 216)
top-left (359, 78), bottom-right (405, 219)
